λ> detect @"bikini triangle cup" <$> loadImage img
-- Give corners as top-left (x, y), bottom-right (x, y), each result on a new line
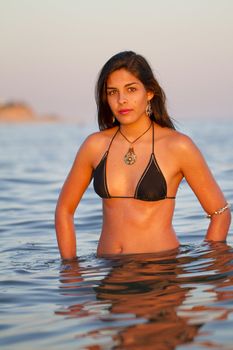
top-left (93, 124), bottom-right (176, 201)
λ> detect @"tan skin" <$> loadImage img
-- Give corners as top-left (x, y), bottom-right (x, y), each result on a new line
top-left (55, 69), bottom-right (231, 260)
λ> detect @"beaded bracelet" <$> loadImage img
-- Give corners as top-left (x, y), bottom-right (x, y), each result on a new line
top-left (206, 202), bottom-right (231, 219)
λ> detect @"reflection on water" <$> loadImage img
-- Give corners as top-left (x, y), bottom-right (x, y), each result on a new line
top-left (57, 243), bottom-right (233, 350)
top-left (0, 122), bottom-right (232, 349)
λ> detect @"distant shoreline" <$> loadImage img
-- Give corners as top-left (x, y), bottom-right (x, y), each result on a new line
top-left (0, 101), bottom-right (61, 123)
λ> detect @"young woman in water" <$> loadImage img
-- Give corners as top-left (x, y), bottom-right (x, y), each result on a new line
top-left (55, 51), bottom-right (231, 260)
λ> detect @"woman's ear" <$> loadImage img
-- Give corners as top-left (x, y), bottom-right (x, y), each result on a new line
top-left (147, 91), bottom-right (154, 101)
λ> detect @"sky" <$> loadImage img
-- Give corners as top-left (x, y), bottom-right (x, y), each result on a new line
top-left (0, 0), bottom-right (233, 122)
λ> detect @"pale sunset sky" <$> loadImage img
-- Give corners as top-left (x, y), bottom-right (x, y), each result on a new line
top-left (0, 0), bottom-right (232, 122)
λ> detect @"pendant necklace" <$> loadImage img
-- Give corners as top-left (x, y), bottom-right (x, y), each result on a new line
top-left (119, 122), bottom-right (152, 165)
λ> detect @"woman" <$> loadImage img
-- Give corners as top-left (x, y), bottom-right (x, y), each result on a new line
top-left (55, 51), bottom-right (231, 260)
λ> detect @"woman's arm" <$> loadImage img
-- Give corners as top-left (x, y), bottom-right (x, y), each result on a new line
top-left (55, 135), bottom-right (97, 260)
top-left (177, 134), bottom-right (231, 242)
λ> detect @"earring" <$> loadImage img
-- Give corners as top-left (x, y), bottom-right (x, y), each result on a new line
top-left (146, 101), bottom-right (153, 117)
top-left (112, 115), bottom-right (116, 123)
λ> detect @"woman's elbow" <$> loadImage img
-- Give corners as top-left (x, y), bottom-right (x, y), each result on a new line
top-left (54, 200), bottom-right (74, 229)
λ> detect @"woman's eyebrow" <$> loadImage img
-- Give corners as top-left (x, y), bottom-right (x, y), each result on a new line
top-left (106, 82), bottom-right (139, 89)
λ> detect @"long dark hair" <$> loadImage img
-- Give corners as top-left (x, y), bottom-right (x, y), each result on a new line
top-left (95, 51), bottom-right (175, 130)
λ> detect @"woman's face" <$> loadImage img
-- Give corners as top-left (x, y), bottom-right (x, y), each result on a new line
top-left (106, 69), bottom-right (153, 125)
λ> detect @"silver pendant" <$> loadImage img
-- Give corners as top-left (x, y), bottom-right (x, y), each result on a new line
top-left (124, 147), bottom-right (136, 165)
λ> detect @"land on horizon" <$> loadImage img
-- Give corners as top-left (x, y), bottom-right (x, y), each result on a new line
top-left (0, 101), bottom-right (62, 123)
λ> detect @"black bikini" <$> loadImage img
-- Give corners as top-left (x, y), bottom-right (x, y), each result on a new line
top-left (93, 124), bottom-right (176, 202)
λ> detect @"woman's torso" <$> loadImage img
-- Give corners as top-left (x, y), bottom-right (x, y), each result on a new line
top-left (97, 198), bottom-right (179, 256)
top-left (91, 122), bottom-right (183, 256)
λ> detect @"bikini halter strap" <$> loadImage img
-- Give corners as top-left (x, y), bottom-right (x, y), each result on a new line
top-left (107, 127), bottom-right (120, 152)
top-left (152, 122), bottom-right (155, 154)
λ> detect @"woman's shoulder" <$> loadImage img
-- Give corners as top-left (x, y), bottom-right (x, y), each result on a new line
top-left (156, 124), bottom-right (198, 154)
top-left (74, 127), bottom-right (119, 167)
top-left (81, 127), bottom-right (119, 153)
top-left (85, 126), bottom-right (118, 143)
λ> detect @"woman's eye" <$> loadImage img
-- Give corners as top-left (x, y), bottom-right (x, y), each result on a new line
top-left (128, 87), bottom-right (136, 92)
top-left (107, 90), bottom-right (117, 96)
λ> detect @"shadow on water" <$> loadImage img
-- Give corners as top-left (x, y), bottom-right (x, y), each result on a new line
top-left (56, 242), bottom-right (233, 350)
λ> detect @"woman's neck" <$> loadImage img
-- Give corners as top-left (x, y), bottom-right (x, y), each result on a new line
top-left (119, 117), bottom-right (152, 139)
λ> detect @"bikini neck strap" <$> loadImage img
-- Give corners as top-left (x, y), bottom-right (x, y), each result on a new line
top-left (107, 127), bottom-right (120, 152)
top-left (152, 122), bottom-right (155, 154)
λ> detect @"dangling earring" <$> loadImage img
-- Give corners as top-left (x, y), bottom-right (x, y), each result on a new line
top-left (112, 115), bottom-right (116, 123)
top-left (146, 101), bottom-right (153, 117)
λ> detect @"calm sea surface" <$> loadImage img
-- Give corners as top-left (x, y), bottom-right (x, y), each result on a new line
top-left (0, 120), bottom-right (233, 350)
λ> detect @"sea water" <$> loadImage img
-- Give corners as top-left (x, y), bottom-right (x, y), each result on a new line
top-left (0, 120), bottom-right (232, 349)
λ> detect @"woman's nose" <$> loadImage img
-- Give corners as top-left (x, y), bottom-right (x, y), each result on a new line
top-left (118, 92), bottom-right (127, 104)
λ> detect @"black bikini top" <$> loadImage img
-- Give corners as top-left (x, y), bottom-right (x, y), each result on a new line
top-left (93, 123), bottom-right (176, 202)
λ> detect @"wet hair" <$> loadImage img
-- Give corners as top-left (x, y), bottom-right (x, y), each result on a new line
top-left (95, 51), bottom-right (175, 130)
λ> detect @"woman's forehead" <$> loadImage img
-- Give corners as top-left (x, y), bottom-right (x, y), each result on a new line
top-left (107, 69), bottom-right (141, 87)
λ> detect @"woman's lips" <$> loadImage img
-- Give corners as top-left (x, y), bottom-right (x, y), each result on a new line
top-left (118, 109), bottom-right (133, 115)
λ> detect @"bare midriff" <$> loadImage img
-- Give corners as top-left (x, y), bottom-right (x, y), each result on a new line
top-left (97, 198), bottom-right (179, 257)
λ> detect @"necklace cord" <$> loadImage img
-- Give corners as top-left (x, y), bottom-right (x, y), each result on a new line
top-left (119, 122), bottom-right (152, 145)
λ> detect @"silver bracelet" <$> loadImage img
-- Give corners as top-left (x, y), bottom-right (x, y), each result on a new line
top-left (206, 202), bottom-right (231, 219)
